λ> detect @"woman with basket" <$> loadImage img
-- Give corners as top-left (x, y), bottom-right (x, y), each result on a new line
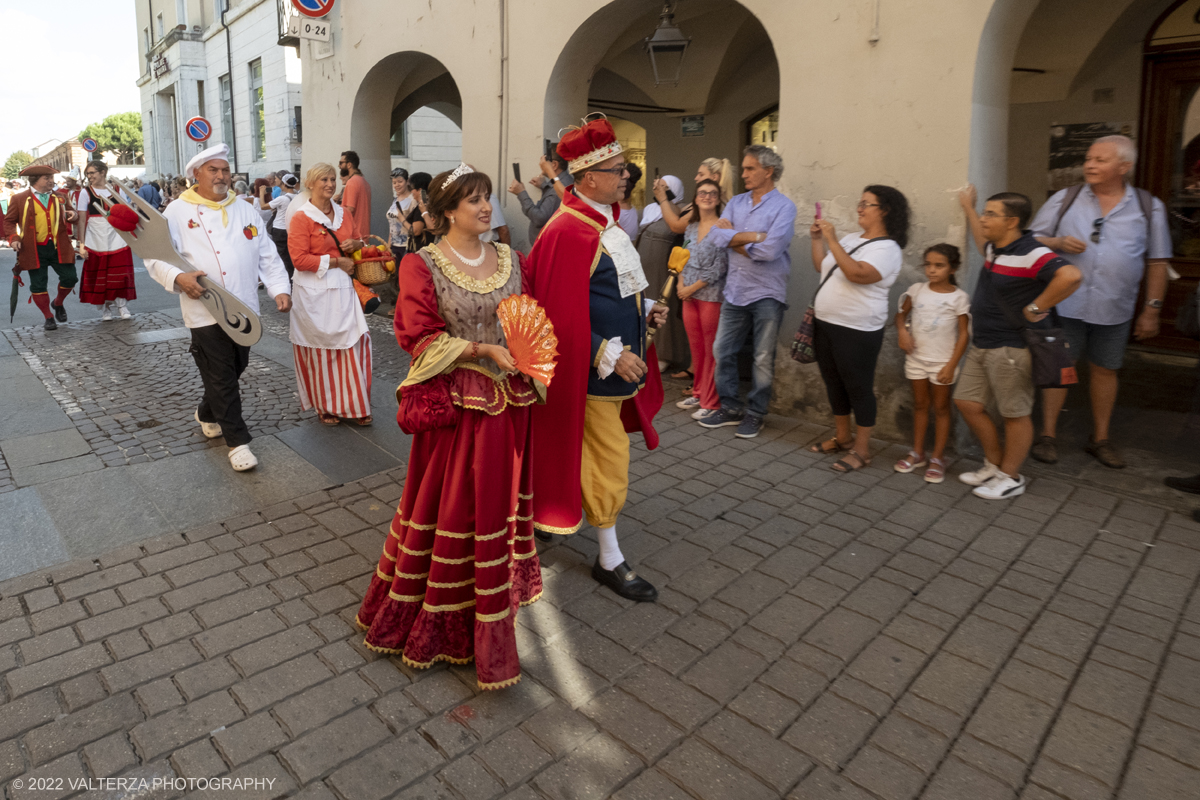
top-left (355, 164), bottom-right (543, 689)
top-left (287, 162), bottom-right (374, 426)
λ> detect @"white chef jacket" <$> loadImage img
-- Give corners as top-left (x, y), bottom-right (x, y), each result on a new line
top-left (288, 200), bottom-right (369, 350)
top-left (144, 195), bottom-right (291, 330)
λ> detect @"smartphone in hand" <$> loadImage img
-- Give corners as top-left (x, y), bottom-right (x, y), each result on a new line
top-left (513, 163), bottom-right (521, 184)
top-left (815, 201), bottom-right (822, 219)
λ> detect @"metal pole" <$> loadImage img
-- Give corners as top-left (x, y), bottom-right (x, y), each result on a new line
top-left (222, 6), bottom-right (239, 172)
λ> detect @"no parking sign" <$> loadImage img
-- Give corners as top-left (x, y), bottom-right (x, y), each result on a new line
top-left (185, 117), bottom-right (212, 143)
top-left (291, 0), bottom-right (334, 18)
top-left (82, 138), bottom-right (98, 153)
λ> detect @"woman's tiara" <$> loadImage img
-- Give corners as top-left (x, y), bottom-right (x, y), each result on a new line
top-left (440, 163), bottom-right (474, 190)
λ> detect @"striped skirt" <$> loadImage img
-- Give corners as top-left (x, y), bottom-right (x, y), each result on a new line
top-left (293, 333), bottom-right (373, 418)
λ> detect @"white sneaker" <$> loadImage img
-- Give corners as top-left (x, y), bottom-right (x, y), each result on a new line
top-left (692, 407), bottom-right (717, 421)
top-left (194, 409), bottom-right (223, 439)
top-left (118, 305), bottom-right (132, 319)
top-left (972, 473), bottom-right (1027, 500)
top-left (101, 304), bottom-right (113, 321)
top-left (676, 396), bottom-right (700, 410)
top-left (958, 460), bottom-right (1001, 487)
top-left (228, 444), bottom-right (258, 472)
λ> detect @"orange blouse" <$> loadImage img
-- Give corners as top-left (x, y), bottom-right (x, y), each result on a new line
top-left (287, 204), bottom-right (356, 272)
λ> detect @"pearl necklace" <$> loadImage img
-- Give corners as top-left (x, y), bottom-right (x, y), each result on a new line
top-left (447, 240), bottom-right (487, 268)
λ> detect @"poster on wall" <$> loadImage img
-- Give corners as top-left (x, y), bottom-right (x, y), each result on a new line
top-left (1048, 122), bottom-right (1134, 195)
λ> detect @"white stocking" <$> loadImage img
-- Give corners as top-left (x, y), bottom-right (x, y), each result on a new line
top-left (597, 525), bottom-right (624, 571)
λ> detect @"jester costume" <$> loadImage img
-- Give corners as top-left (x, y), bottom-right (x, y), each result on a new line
top-left (3, 165), bottom-right (77, 327)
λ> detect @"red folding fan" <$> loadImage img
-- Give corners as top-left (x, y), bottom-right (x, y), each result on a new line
top-left (497, 294), bottom-right (559, 386)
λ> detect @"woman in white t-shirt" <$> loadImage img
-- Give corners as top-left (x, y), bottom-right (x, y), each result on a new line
top-left (894, 244), bottom-right (971, 483)
top-left (269, 174), bottom-right (299, 278)
top-left (808, 185), bottom-right (909, 473)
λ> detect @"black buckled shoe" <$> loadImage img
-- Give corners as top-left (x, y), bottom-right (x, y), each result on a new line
top-left (592, 559), bottom-right (658, 603)
top-left (534, 530), bottom-right (553, 543)
top-left (43, 317), bottom-right (57, 331)
top-left (51, 303), bottom-right (67, 323)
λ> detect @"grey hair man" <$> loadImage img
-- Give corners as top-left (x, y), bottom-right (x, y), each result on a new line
top-left (698, 144), bottom-right (797, 439)
top-left (1028, 134), bottom-right (1171, 469)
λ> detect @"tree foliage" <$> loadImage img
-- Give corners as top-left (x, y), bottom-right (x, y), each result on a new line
top-left (79, 112), bottom-right (144, 164)
top-left (2, 151), bottom-right (33, 179)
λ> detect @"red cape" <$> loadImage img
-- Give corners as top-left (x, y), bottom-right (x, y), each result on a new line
top-left (525, 189), bottom-right (663, 534)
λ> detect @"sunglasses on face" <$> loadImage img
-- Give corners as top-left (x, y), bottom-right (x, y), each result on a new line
top-left (589, 165), bottom-right (629, 176)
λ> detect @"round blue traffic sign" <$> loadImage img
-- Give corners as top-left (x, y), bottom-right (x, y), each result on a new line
top-left (82, 138), bottom-right (98, 152)
top-left (185, 117), bottom-right (212, 143)
top-left (291, 0), bottom-right (334, 18)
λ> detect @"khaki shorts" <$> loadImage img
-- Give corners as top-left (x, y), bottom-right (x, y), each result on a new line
top-left (952, 346), bottom-right (1033, 418)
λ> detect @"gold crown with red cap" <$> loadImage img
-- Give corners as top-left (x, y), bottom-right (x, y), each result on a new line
top-left (557, 113), bottom-right (624, 174)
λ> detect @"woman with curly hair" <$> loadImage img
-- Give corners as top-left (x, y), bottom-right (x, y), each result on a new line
top-left (354, 164), bottom-right (542, 690)
top-left (808, 184), bottom-right (910, 473)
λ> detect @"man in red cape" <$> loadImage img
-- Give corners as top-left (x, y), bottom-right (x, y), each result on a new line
top-left (525, 116), bottom-right (665, 602)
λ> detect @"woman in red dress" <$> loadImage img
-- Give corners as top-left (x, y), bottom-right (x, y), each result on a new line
top-left (75, 161), bottom-right (136, 319)
top-left (355, 165), bottom-right (542, 690)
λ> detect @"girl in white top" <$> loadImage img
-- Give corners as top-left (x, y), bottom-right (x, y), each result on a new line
top-left (894, 244), bottom-right (971, 483)
top-left (268, 174), bottom-right (299, 277)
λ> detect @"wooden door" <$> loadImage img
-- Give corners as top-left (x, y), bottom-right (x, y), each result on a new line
top-left (1139, 51), bottom-right (1200, 350)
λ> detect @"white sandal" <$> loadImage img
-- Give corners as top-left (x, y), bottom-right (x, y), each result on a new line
top-left (228, 445), bottom-right (258, 472)
top-left (194, 409), bottom-right (223, 439)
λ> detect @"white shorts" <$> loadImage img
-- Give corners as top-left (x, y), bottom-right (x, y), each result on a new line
top-left (904, 355), bottom-right (958, 386)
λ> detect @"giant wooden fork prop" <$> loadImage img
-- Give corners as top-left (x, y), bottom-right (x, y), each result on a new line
top-left (97, 180), bottom-right (263, 346)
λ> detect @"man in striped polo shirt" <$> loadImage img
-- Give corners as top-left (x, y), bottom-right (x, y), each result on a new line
top-left (955, 189), bottom-right (1082, 500)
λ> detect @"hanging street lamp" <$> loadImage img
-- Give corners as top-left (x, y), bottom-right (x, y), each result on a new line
top-left (644, 2), bottom-right (691, 87)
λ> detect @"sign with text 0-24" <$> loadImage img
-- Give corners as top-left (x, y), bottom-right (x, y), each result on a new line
top-left (681, 116), bottom-right (706, 138)
top-left (291, 0), bottom-right (334, 18)
top-left (287, 15), bottom-right (330, 42)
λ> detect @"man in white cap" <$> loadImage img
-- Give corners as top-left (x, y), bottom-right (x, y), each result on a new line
top-left (143, 143), bottom-right (292, 472)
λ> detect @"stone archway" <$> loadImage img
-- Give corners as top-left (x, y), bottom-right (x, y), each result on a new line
top-left (350, 51), bottom-right (463, 238)
top-left (543, 0), bottom-right (779, 193)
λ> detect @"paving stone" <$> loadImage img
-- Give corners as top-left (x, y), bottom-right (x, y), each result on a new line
top-left (658, 737), bottom-right (778, 800)
top-left (60, 672), bottom-right (107, 712)
top-left (76, 599), bottom-right (168, 642)
top-left (534, 733), bottom-right (643, 800)
top-left (8, 752), bottom-right (87, 800)
top-left (699, 709), bottom-right (813, 793)
top-left (274, 671), bottom-right (377, 736)
top-left (8, 641), bottom-right (111, 696)
top-left (787, 765), bottom-right (878, 800)
top-left (129, 690), bottom-right (244, 760)
top-left (229, 622), bottom-right (323, 676)
top-left (279, 706), bottom-right (393, 784)
top-left (1038, 703), bottom-right (1136, 790)
top-left (922, 755), bottom-right (1018, 800)
top-left (476, 728), bottom-right (554, 787)
top-left (1117, 745), bottom-right (1200, 800)
top-left (843, 744), bottom-right (927, 800)
top-left (192, 609), bottom-right (286, 659)
top-left (170, 737), bottom-right (230, 779)
top-left (782, 692), bottom-right (878, 769)
top-left (135, 677), bottom-right (185, 716)
top-left (228, 653), bottom-right (334, 713)
top-left (213, 712), bottom-right (289, 766)
top-left (326, 729), bottom-right (446, 800)
top-left (0, 688), bottom-right (63, 741)
top-left (83, 731), bottom-right (138, 778)
top-left (99, 640), bottom-right (202, 693)
top-left (18, 626), bottom-right (80, 664)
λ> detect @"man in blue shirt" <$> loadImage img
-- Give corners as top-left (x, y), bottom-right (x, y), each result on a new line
top-left (135, 178), bottom-right (161, 209)
top-left (1029, 135), bottom-right (1171, 469)
top-left (698, 145), bottom-right (797, 439)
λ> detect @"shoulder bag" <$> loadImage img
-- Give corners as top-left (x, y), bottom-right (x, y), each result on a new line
top-left (979, 263), bottom-right (1078, 389)
top-left (790, 237), bottom-right (888, 364)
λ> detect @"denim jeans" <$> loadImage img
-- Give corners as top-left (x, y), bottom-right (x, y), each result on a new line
top-left (713, 298), bottom-right (785, 417)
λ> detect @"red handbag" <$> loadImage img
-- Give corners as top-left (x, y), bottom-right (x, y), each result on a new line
top-left (396, 374), bottom-right (460, 434)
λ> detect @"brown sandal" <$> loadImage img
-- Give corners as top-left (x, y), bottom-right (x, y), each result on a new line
top-left (832, 450), bottom-right (871, 473)
top-left (354, 416), bottom-right (373, 426)
top-left (810, 437), bottom-right (852, 455)
top-left (317, 413), bottom-right (340, 425)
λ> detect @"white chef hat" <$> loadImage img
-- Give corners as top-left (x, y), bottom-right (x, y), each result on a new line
top-left (185, 143), bottom-right (231, 180)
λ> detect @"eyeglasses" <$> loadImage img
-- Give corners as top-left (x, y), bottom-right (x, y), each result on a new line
top-left (1091, 217), bottom-right (1104, 244)
top-left (589, 165), bottom-right (629, 176)
top-left (857, 202), bottom-right (880, 210)
top-left (695, 190), bottom-right (720, 199)
top-left (980, 211), bottom-right (1015, 219)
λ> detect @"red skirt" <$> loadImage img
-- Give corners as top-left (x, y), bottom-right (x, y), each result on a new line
top-left (80, 248), bottom-right (136, 305)
top-left (356, 402), bottom-right (542, 689)
top-left (293, 334), bottom-right (373, 419)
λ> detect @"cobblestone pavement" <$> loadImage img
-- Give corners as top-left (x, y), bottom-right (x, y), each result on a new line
top-left (0, 300), bottom-right (408, 484)
top-left (1, 401), bottom-right (1199, 800)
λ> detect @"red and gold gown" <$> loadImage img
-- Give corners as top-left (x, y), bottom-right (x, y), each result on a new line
top-left (355, 243), bottom-right (542, 690)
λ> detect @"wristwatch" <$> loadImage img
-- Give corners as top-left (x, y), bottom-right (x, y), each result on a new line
top-left (1025, 303), bottom-right (1040, 314)
top-left (1146, 299), bottom-right (1164, 309)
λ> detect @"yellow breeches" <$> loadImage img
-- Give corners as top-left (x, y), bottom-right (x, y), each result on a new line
top-left (580, 398), bottom-right (630, 529)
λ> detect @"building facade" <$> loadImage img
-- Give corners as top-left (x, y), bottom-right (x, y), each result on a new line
top-left (296, 0), bottom-right (1200, 435)
top-left (133, 0), bottom-right (303, 181)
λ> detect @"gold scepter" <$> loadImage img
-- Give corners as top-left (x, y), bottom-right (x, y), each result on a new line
top-left (647, 246), bottom-right (689, 344)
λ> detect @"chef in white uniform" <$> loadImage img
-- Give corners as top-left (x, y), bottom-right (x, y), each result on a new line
top-left (143, 143), bottom-right (292, 472)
